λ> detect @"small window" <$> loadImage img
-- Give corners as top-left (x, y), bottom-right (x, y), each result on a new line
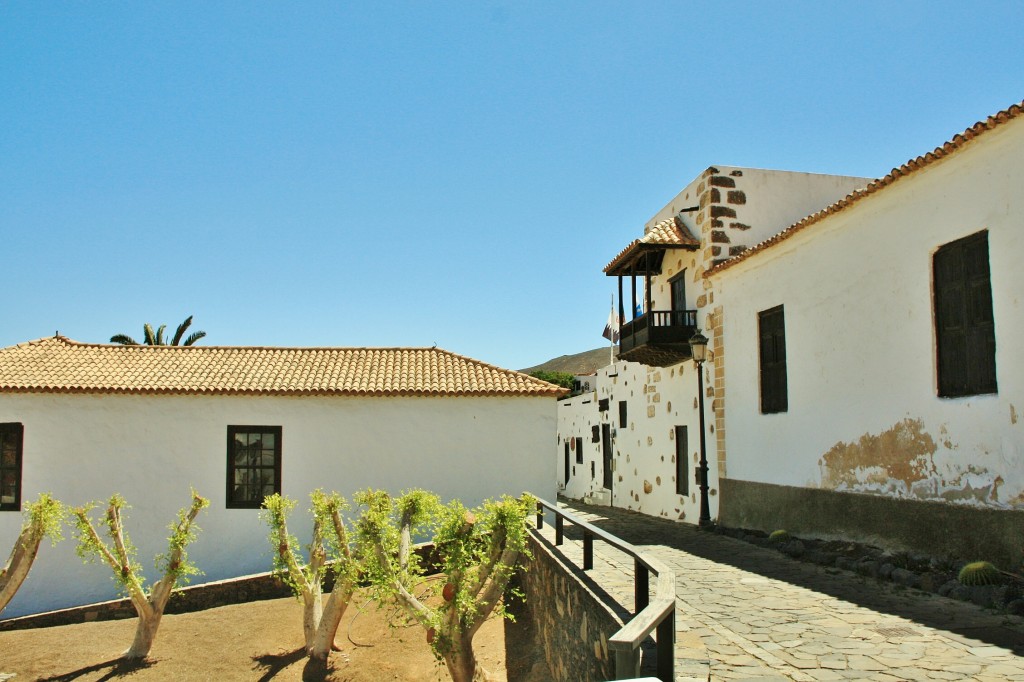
top-left (591, 425), bottom-right (600, 443)
top-left (227, 426), bottom-right (282, 509)
top-left (0, 423), bottom-right (23, 511)
top-left (934, 231), bottom-right (997, 397)
top-left (564, 441), bottom-right (571, 485)
top-left (598, 398), bottom-right (609, 412)
top-left (670, 270), bottom-right (687, 313)
top-left (675, 426), bottom-right (688, 496)
top-left (575, 437), bottom-right (583, 464)
top-left (618, 401), bottom-right (628, 428)
top-left (758, 306), bottom-right (788, 413)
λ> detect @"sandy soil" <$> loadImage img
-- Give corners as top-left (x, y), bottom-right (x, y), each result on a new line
top-left (0, 589), bottom-right (547, 681)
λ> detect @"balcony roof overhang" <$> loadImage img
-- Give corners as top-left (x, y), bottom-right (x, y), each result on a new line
top-left (604, 217), bottom-right (700, 276)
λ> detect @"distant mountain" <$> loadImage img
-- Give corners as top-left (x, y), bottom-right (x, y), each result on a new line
top-left (521, 347), bottom-right (617, 375)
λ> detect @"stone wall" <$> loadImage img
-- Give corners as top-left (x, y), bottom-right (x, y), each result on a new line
top-left (0, 544), bottom-right (436, 632)
top-left (517, 532), bottom-right (623, 682)
top-left (0, 570), bottom-right (292, 631)
top-left (720, 478), bottom-right (1024, 570)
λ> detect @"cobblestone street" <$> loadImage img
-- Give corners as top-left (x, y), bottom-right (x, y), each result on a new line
top-left (538, 500), bottom-right (1024, 681)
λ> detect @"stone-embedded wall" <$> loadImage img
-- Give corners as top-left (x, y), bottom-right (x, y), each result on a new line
top-left (518, 533), bottom-right (621, 682)
top-left (720, 478), bottom-right (1024, 570)
top-left (699, 168), bottom-right (751, 269)
top-left (0, 570), bottom-right (291, 631)
top-left (694, 168), bottom-right (752, 489)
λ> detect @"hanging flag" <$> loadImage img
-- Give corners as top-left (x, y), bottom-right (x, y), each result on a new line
top-left (602, 308), bottom-right (620, 343)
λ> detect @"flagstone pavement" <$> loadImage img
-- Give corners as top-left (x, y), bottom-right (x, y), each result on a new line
top-left (537, 499), bottom-right (1024, 682)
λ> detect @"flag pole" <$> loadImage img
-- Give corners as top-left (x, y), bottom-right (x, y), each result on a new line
top-left (610, 293), bottom-right (615, 366)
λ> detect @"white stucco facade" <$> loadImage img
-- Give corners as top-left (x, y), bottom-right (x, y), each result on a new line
top-left (558, 165), bottom-right (870, 522)
top-left (713, 115), bottom-right (1024, 509)
top-left (0, 392), bottom-right (554, 618)
top-left (559, 358), bottom-right (715, 521)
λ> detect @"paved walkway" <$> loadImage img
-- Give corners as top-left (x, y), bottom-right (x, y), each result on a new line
top-left (537, 500), bottom-right (1024, 681)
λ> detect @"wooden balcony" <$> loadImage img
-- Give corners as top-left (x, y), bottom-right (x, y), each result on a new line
top-left (619, 310), bottom-right (698, 366)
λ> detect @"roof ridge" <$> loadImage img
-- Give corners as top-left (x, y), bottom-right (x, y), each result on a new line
top-left (46, 337), bottom-right (468, 353)
top-left (0, 336), bottom-right (568, 397)
top-left (707, 99), bottom-right (1024, 275)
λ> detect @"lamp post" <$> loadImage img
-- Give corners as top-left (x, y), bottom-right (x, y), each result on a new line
top-left (689, 329), bottom-right (712, 528)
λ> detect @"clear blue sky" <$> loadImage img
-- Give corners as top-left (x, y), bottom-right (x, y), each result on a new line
top-left (2, 2), bottom-right (1022, 370)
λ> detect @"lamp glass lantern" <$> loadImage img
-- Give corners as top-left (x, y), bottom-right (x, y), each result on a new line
top-left (689, 330), bottom-right (708, 363)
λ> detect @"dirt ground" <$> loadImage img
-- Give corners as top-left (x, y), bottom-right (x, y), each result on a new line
top-left (0, 589), bottom-right (548, 681)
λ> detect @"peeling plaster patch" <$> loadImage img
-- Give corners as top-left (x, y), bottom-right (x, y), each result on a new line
top-left (819, 418), bottom-right (1006, 507)
top-left (1012, 404), bottom-right (1019, 425)
top-left (820, 418), bottom-right (937, 491)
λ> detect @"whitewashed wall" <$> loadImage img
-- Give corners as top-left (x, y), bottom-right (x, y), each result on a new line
top-left (645, 167), bottom-right (870, 246)
top-left (0, 393), bottom-right (555, 618)
top-left (562, 165), bottom-right (873, 525)
top-left (558, 391), bottom-right (603, 501)
top-left (714, 119), bottom-right (1024, 509)
top-left (557, 358), bottom-right (715, 522)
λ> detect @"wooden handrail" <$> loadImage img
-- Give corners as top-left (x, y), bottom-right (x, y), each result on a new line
top-left (534, 497), bottom-right (676, 681)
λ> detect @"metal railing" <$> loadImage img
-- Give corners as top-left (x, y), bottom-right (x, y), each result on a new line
top-left (620, 309), bottom-right (697, 337)
top-left (534, 497), bottom-right (676, 682)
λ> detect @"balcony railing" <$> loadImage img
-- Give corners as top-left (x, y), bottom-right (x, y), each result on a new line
top-left (619, 309), bottom-right (697, 365)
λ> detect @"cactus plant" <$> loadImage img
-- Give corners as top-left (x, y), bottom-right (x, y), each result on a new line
top-left (958, 561), bottom-right (1002, 586)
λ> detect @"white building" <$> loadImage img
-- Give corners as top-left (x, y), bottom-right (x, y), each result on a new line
top-left (559, 167), bottom-right (871, 519)
top-left (0, 336), bottom-right (562, 618)
top-left (560, 100), bottom-right (1024, 567)
top-left (710, 102), bottom-right (1024, 567)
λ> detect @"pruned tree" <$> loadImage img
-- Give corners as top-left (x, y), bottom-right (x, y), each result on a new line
top-left (261, 490), bottom-right (359, 667)
top-left (71, 491), bottom-right (209, 660)
top-left (356, 489), bottom-right (534, 682)
top-left (0, 493), bottom-right (65, 615)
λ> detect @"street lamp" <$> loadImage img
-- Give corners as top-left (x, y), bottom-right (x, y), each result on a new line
top-left (689, 329), bottom-right (712, 528)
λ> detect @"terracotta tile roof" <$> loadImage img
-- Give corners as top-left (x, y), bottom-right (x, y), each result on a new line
top-left (708, 100), bottom-right (1024, 275)
top-left (0, 336), bottom-right (566, 397)
top-left (604, 217), bottom-right (700, 273)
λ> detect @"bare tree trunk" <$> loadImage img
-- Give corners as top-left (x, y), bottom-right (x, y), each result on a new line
top-left (309, 579), bottom-right (354, 662)
top-left (0, 523), bottom-right (44, 614)
top-left (302, 586), bottom-right (323, 653)
top-left (444, 638), bottom-right (493, 682)
top-left (124, 609), bottom-right (162, 660)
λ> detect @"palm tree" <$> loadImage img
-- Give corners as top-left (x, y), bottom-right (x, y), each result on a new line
top-left (110, 315), bottom-right (207, 346)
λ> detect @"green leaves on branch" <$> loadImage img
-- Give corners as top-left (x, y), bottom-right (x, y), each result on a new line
top-left (71, 490), bottom-right (210, 660)
top-left (261, 490), bottom-right (359, 664)
top-left (0, 492), bottom-right (67, 615)
top-left (353, 489), bottom-right (535, 682)
top-left (528, 371), bottom-right (575, 389)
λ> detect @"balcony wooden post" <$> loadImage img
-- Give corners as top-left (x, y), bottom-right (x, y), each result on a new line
top-left (644, 253), bottom-right (652, 317)
top-left (618, 276), bottom-right (624, 328)
top-left (630, 264), bottom-right (637, 322)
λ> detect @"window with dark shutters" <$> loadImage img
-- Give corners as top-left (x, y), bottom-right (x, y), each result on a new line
top-left (0, 423), bottom-right (23, 512)
top-left (758, 306), bottom-right (788, 414)
top-left (575, 437), bottom-right (583, 464)
top-left (934, 231), bottom-right (997, 397)
top-left (675, 425), bottom-right (688, 496)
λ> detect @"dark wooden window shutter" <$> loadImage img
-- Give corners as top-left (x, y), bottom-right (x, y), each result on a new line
top-left (758, 306), bottom-right (788, 413)
top-left (935, 231), bottom-right (997, 397)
